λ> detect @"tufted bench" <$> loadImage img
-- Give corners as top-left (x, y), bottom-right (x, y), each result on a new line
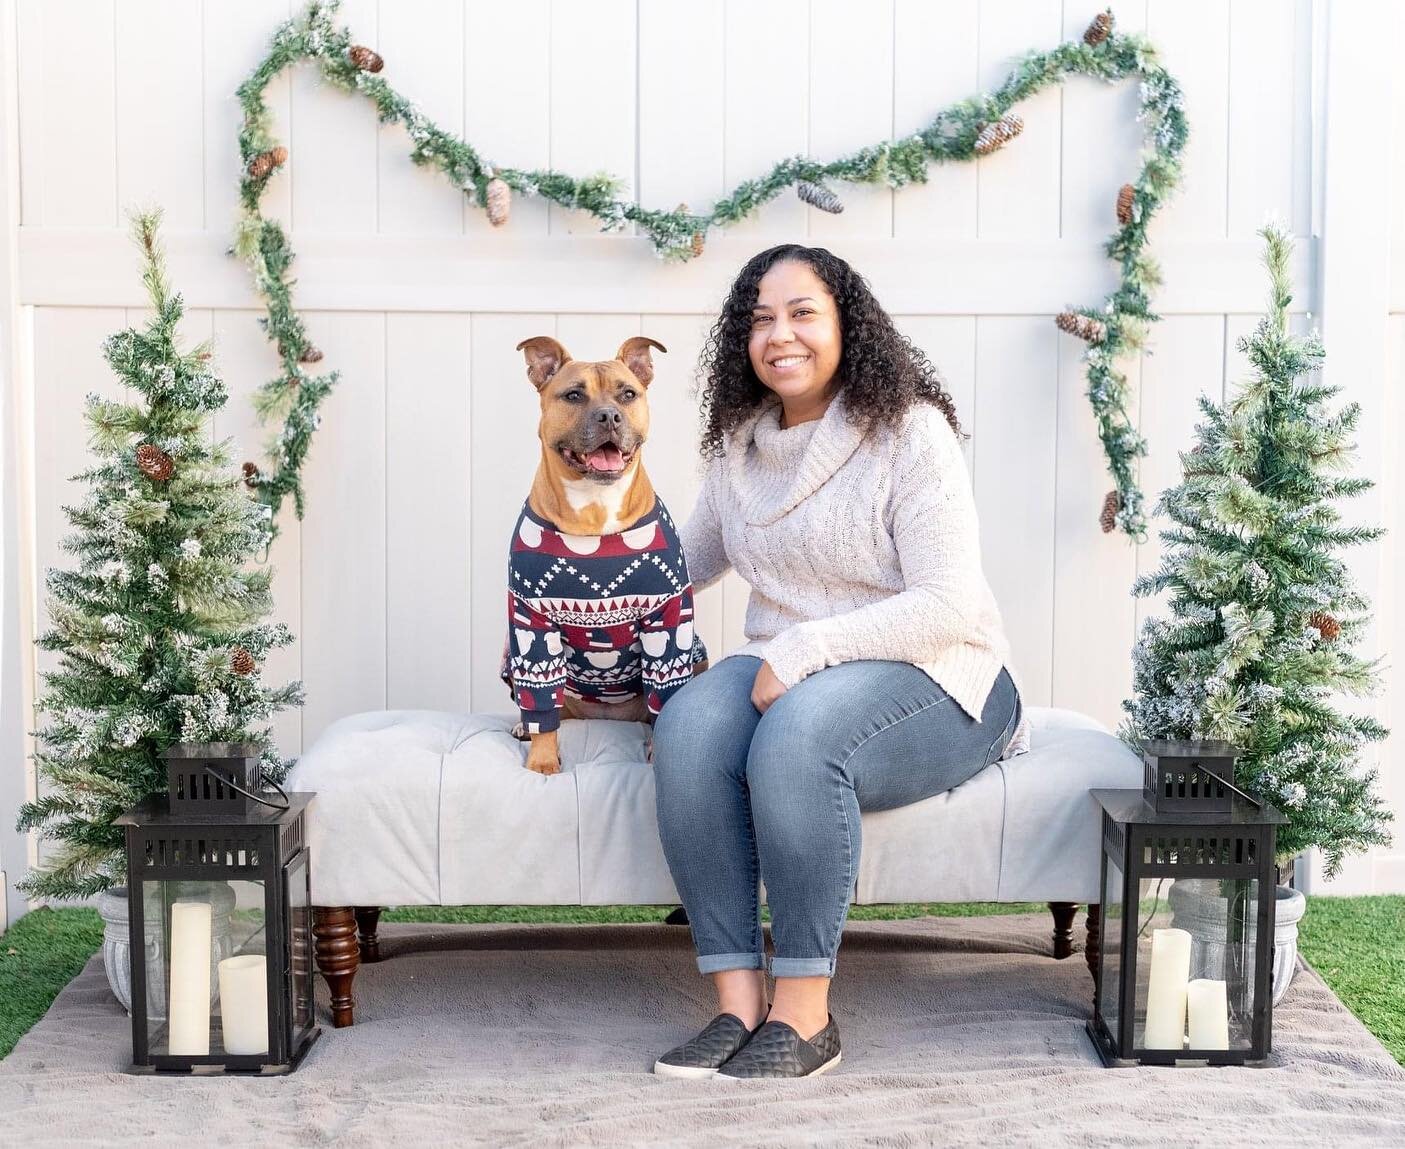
top-left (289, 706), bottom-right (1142, 1025)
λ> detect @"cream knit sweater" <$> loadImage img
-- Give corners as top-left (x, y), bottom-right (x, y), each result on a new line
top-left (679, 390), bottom-right (1030, 759)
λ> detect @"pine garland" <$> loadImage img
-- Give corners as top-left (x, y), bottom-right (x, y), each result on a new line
top-left (233, 0), bottom-right (1186, 542)
top-left (15, 211), bottom-right (305, 900)
top-left (1121, 223), bottom-right (1391, 877)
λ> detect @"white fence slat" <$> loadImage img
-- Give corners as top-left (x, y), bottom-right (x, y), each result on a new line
top-left (463, 0), bottom-right (551, 237)
top-left (1144, 0), bottom-right (1230, 240)
top-left (638, 0), bottom-right (724, 215)
top-left (722, 0), bottom-right (809, 239)
top-left (115, 0), bottom-right (203, 229)
top-left (547, 0), bottom-right (636, 236)
top-left (975, 0), bottom-right (1062, 240)
top-left (289, 0), bottom-right (379, 235)
top-left (1132, 314), bottom-right (1225, 632)
top-left (298, 310), bottom-right (387, 746)
top-left (892, 0), bottom-right (979, 239)
top-left (893, 316), bottom-right (976, 471)
top-left (210, 309), bottom-right (304, 758)
top-left (204, 0), bottom-right (294, 234)
top-left (1226, 0), bottom-right (1298, 237)
top-left (973, 316), bottom-right (1058, 705)
top-left (377, 0), bottom-right (465, 236)
top-left (467, 312), bottom-right (557, 712)
top-left (1050, 330), bottom-right (1138, 729)
top-left (386, 312), bottom-right (471, 710)
top-left (807, 0), bottom-right (894, 238)
top-left (16, 0), bottom-right (117, 227)
top-left (1059, 2), bottom-right (1147, 241)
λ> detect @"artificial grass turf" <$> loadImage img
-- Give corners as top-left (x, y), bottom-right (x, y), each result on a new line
top-left (0, 906), bottom-right (103, 1059)
top-left (1296, 894), bottom-right (1405, 1066)
top-left (3, 897), bottom-right (1401, 1067)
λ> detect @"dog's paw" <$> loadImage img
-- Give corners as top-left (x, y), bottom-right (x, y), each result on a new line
top-left (525, 754), bottom-right (561, 776)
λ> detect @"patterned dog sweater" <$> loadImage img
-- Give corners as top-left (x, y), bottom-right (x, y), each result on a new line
top-left (501, 497), bottom-right (706, 734)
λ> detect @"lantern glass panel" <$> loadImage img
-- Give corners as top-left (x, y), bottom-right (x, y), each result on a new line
top-left (141, 878), bottom-right (270, 1059)
top-left (1132, 876), bottom-right (1260, 1054)
top-left (286, 849), bottom-right (315, 1038)
top-left (1167, 876), bottom-right (1260, 1052)
top-left (1098, 851), bottom-right (1124, 1037)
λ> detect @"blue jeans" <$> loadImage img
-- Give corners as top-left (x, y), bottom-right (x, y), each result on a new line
top-left (652, 656), bottom-right (1022, 978)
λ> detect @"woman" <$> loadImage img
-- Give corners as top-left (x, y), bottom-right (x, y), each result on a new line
top-left (650, 244), bottom-right (1029, 1080)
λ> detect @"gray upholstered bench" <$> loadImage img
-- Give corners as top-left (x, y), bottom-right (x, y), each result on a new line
top-left (288, 705), bottom-right (1142, 1025)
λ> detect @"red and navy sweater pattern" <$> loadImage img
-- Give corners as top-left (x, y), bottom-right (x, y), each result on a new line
top-left (501, 497), bottom-right (706, 733)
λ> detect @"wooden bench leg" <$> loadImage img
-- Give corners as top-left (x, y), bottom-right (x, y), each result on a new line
top-left (1085, 904), bottom-right (1101, 982)
top-left (1049, 901), bottom-right (1077, 959)
top-left (313, 906), bottom-right (360, 1028)
top-left (355, 906), bottom-right (383, 963)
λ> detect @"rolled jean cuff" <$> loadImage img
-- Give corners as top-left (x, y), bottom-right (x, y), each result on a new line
top-left (697, 951), bottom-right (766, 975)
top-left (769, 955), bottom-right (837, 978)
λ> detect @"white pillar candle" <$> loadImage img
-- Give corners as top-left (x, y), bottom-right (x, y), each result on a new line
top-left (1142, 927), bottom-right (1192, 1049)
top-left (168, 900), bottom-right (213, 1056)
top-left (1187, 978), bottom-right (1230, 1051)
top-left (218, 954), bottom-right (270, 1055)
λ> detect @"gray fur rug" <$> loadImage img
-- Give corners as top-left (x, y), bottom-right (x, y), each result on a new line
top-left (3, 913), bottom-right (1404, 1147)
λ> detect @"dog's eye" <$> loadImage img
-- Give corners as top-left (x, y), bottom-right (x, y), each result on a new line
top-left (620, 388), bottom-right (637, 401)
top-left (562, 389), bottom-right (585, 402)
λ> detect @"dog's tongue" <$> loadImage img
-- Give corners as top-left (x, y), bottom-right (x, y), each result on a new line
top-left (586, 444), bottom-right (625, 472)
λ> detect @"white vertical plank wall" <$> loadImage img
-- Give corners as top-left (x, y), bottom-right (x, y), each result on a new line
top-left (6, 0), bottom-right (1403, 895)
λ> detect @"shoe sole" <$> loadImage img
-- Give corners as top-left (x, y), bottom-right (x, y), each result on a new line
top-left (713, 1052), bottom-right (842, 1080)
top-left (652, 1060), bottom-right (721, 1080)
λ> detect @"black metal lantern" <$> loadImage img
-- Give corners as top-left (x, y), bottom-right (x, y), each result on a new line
top-left (1087, 739), bottom-right (1286, 1067)
top-left (114, 742), bottom-right (319, 1074)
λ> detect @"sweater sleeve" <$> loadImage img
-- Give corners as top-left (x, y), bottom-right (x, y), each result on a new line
top-left (761, 415), bottom-right (988, 688)
top-left (677, 464), bottom-right (731, 592)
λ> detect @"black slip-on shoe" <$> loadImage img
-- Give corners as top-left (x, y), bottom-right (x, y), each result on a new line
top-left (653, 1013), bottom-right (762, 1079)
top-left (715, 1014), bottom-right (841, 1079)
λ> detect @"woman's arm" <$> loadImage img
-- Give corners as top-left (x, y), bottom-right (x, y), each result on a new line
top-left (677, 466), bottom-right (731, 592)
top-left (762, 416), bottom-right (987, 688)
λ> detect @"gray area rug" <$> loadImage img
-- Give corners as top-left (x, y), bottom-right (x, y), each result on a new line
top-left (3, 912), bottom-right (1404, 1147)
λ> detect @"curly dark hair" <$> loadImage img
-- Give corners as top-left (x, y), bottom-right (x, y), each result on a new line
top-left (696, 243), bottom-right (964, 456)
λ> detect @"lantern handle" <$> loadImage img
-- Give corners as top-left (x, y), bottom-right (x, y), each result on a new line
top-left (1212, 771), bottom-right (1263, 808)
top-left (204, 764), bottom-right (292, 811)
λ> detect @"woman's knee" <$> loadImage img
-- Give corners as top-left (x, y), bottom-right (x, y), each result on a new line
top-left (652, 658), bottom-right (761, 780)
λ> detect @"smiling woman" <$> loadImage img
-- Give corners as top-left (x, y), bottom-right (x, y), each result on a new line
top-left (649, 242), bottom-right (1029, 1079)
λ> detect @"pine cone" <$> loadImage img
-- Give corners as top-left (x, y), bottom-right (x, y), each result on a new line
top-left (691, 230), bottom-right (706, 258)
top-left (1308, 611), bottom-right (1340, 641)
top-left (136, 443), bottom-right (174, 482)
top-left (485, 177), bottom-right (511, 227)
top-left (349, 45), bottom-right (384, 73)
top-left (1084, 9), bottom-right (1114, 46)
top-left (1116, 183), bottom-right (1136, 225)
top-left (299, 346), bottom-right (323, 364)
top-left (247, 145), bottom-right (288, 181)
top-left (796, 181), bottom-right (844, 214)
top-left (1099, 489), bottom-right (1120, 534)
top-left (973, 112), bottom-right (1024, 157)
top-left (1055, 310), bottom-right (1108, 344)
top-left (230, 647), bottom-right (256, 676)
top-left (242, 461), bottom-right (261, 489)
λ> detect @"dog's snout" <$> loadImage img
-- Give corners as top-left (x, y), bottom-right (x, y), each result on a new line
top-left (592, 406), bottom-right (624, 429)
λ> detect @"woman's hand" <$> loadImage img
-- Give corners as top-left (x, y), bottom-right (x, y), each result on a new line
top-left (750, 660), bottom-right (788, 713)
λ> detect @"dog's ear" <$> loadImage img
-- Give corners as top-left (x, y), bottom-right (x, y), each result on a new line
top-left (615, 336), bottom-right (667, 387)
top-left (516, 336), bottom-right (572, 390)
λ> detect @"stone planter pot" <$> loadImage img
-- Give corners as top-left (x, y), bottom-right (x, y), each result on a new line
top-left (95, 881), bottom-right (238, 1014)
top-left (1167, 878), bottom-right (1308, 1007)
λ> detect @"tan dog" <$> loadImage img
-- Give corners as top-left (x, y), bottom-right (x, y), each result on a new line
top-left (503, 335), bottom-right (707, 775)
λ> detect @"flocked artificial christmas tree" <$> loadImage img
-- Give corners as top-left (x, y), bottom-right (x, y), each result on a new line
top-left (16, 210), bottom-right (303, 900)
top-left (1121, 223), bottom-right (1391, 878)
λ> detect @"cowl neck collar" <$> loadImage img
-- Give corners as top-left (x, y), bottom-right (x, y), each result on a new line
top-left (725, 390), bottom-right (868, 526)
